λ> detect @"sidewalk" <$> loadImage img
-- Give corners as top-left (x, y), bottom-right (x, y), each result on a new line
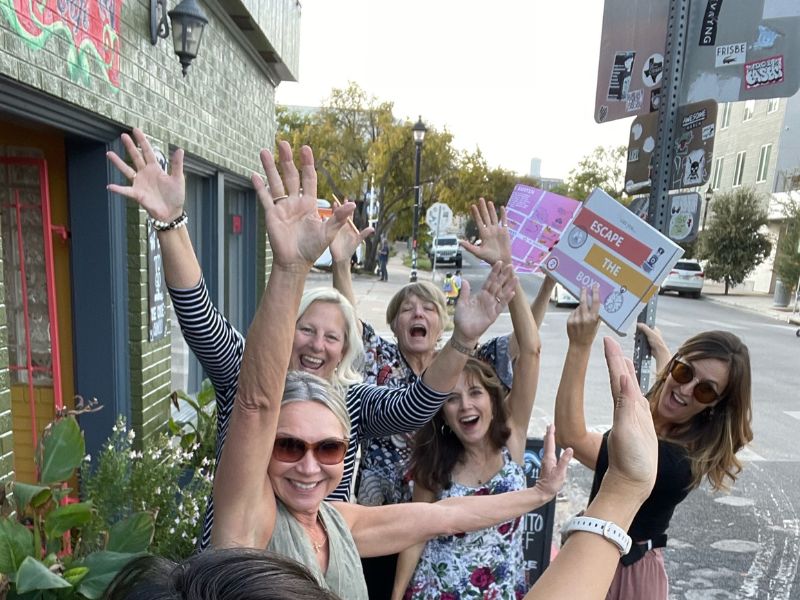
top-left (319, 247), bottom-right (447, 337)
top-left (700, 280), bottom-right (800, 325)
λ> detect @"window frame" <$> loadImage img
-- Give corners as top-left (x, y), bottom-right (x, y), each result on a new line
top-left (733, 151), bottom-right (746, 187)
top-left (711, 157), bottom-right (724, 190)
top-left (720, 103), bottom-right (732, 129)
top-left (743, 100), bottom-right (756, 122)
top-left (756, 144), bottom-right (771, 183)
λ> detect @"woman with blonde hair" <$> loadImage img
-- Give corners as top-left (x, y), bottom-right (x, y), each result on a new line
top-left (106, 128), bottom-right (523, 553)
top-left (555, 287), bottom-right (753, 599)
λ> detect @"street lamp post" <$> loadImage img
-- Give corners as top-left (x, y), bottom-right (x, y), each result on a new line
top-left (702, 187), bottom-right (713, 230)
top-left (410, 116), bottom-right (427, 282)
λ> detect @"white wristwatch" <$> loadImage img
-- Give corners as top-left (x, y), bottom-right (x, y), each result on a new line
top-left (562, 516), bottom-right (632, 555)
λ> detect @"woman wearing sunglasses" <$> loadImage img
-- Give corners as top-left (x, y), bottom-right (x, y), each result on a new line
top-left (554, 286), bottom-right (753, 600)
top-left (209, 141), bottom-right (571, 599)
top-left (107, 128), bottom-right (524, 552)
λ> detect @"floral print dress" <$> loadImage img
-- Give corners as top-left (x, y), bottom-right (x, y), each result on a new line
top-left (356, 323), bottom-right (514, 507)
top-left (404, 448), bottom-right (528, 600)
top-left (356, 322), bottom-right (419, 506)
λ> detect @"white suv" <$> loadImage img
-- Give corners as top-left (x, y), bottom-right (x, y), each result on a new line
top-left (428, 235), bottom-right (462, 268)
top-left (660, 259), bottom-right (704, 298)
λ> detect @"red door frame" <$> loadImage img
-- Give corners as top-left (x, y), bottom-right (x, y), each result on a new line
top-left (0, 157), bottom-right (64, 453)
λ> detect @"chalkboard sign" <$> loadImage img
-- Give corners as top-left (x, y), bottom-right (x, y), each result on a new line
top-left (147, 221), bottom-right (168, 342)
top-left (522, 437), bottom-right (559, 588)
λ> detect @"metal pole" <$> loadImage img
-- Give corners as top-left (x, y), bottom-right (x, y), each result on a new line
top-left (410, 140), bottom-right (422, 282)
top-left (432, 204), bottom-right (442, 281)
top-left (632, 0), bottom-right (689, 392)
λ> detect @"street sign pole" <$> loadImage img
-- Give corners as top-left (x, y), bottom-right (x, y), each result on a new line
top-left (431, 204), bottom-right (442, 281)
top-left (632, 0), bottom-right (690, 392)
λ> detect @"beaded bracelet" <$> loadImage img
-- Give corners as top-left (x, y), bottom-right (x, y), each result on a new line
top-left (151, 211), bottom-right (188, 232)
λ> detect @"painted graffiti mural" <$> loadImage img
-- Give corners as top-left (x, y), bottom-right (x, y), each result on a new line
top-left (0, 0), bottom-right (121, 87)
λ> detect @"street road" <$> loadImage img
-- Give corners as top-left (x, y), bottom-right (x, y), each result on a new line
top-left (455, 252), bottom-right (800, 600)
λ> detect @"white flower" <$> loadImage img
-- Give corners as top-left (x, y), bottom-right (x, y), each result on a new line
top-left (169, 527), bottom-right (175, 534)
top-left (83, 454), bottom-right (91, 463)
top-left (127, 429), bottom-right (136, 441)
top-left (155, 487), bottom-right (161, 495)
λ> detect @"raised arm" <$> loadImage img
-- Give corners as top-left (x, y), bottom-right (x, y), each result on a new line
top-left (460, 198), bottom-right (552, 358)
top-left (525, 337), bottom-right (657, 600)
top-left (391, 485), bottom-right (437, 600)
top-left (211, 142), bottom-right (355, 548)
top-left (108, 130), bottom-right (242, 400)
top-left (107, 128), bottom-right (202, 288)
top-left (329, 202), bottom-right (373, 309)
top-left (554, 286), bottom-right (603, 469)
top-left (335, 424), bottom-right (571, 557)
top-left (636, 322), bottom-right (671, 373)
top-left (505, 282), bottom-right (541, 462)
top-left (421, 261), bottom-right (517, 393)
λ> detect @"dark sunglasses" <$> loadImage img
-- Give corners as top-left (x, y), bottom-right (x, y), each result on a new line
top-left (273, 437), bottom-right (348, 465)
top-left (669, 359), bottom-right (720, 404)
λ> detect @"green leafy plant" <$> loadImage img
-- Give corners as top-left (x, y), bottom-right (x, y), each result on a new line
top-left (0, 415), bottom-right (154, 599)
top-left (80, 417), bottom-right (213, 562)
top-left (698, 187), bottom-right (772, 294)
top-left (167, 379), bottom-right (217, 472)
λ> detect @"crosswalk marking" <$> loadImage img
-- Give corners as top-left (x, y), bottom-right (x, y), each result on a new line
top-left (697, 319), bottom-right (746, 330)
top-left (654, 318), bottom-right (682, 327)
top-left (737, 446), bottom-right (766, 462)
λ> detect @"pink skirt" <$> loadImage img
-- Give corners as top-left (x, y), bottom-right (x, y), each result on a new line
top-left (605, 548), bottom-right (668, 600)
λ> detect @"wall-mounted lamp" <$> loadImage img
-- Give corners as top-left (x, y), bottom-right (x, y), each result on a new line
top-left (151, 0), bottom-right (209, 76)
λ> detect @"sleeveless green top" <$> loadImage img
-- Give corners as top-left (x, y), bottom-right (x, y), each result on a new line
top-left (268, 500), bottom-right (368, 600)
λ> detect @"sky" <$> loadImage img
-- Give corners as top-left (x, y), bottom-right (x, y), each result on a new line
top-left (275, 0), bottom-right (633, 180)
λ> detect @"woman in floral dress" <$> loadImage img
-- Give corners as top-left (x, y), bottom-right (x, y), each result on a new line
top-left (330, 199), bottom-right (554, 597)
top-left (392, 200), bottom-right (547, 600)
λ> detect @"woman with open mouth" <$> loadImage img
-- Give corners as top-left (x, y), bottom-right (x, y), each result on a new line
top-left (182, 138), bottom-right (570, 600)
top-left (553, 287), bottom-right (753, 600)
top-left (106, 129), bottom-right (521, 555)
top-left (387, 200), bottom-right (549, 599)
top-left (329, 197), bottom-right (555, 597)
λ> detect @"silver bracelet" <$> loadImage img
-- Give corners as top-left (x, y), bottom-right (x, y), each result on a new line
top-left (151, 211), bottom-right (188, 232)
top-left (449, 336), bottom-right (478, 357)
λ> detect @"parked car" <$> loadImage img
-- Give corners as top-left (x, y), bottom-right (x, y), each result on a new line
top-left (660, 259), bottom-right (704, 298)
top-left (428, 234), bottom-right (462, 268)
top-left (550, 282), bottom-right (580, 307)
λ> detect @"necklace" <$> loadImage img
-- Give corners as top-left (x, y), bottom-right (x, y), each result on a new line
top-left (310, 515), bottom-right (329, 554)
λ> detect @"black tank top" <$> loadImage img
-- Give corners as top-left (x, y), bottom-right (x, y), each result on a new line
top-left (589, 431), bottom-right (693, 542)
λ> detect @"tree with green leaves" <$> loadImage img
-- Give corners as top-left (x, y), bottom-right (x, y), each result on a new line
top-left (697, 188), bottom-right (772, 294)
top-left (563, 145), bottom-right (627, 201)
top-left (773, 192), bottom-right (800, 295)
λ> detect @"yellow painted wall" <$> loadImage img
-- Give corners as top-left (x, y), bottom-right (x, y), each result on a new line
top-left (0, 121), bottom-right (75, 483)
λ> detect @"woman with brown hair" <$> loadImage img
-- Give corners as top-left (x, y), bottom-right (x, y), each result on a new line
top-left (554, 287), bottom-right (754, 600)
top-left (391, 202), bottom-right (559, 599)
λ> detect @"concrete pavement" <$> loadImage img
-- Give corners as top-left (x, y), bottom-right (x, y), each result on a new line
top-left (700, 280), bottom-right (800, 326)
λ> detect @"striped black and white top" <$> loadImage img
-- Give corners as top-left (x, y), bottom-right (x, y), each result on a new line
top-left (168, 279), bottom-right (449, 550)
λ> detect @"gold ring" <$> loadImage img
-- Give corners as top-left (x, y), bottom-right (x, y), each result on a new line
top-left (131, 172), bottom-right (137, 180)
top-left (495, 296), bottom-right (501, 303)
top-left (273, 195), bottom-right (289, 202)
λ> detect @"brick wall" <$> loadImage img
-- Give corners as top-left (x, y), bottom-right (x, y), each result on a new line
top-left (0, 0), bottom-right (299, 458)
